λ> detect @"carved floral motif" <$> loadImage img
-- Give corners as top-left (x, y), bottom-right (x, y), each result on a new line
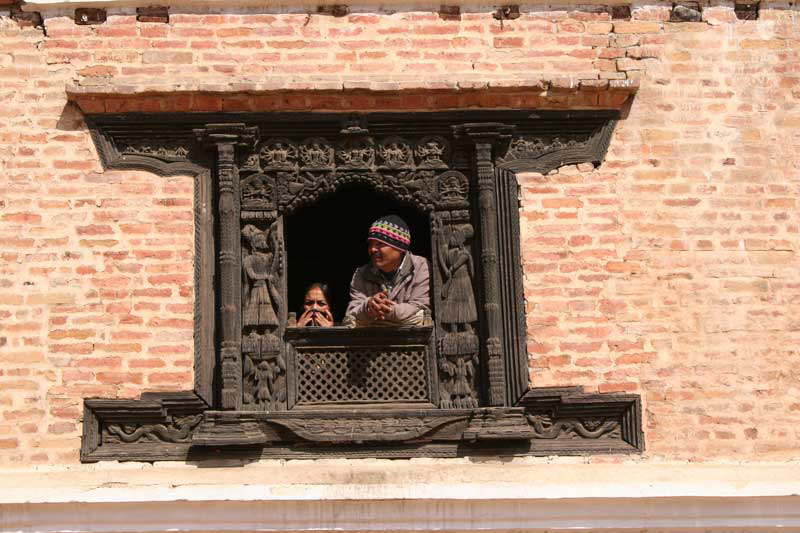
top-left (121, 141), bottom-right (190, 160)
top-left (272, 415), bottom-right (464, 442)
top-left (500, 136), bottom-right (585, 164)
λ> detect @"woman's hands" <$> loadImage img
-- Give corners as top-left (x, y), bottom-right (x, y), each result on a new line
top-left (297, 308), bottom-right (334, 327)
top-left (314, 308), bottom-right (334, 327)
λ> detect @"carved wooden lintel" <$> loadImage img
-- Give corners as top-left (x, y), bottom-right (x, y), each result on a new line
top-left (80, 109), bottom-right (643, 462)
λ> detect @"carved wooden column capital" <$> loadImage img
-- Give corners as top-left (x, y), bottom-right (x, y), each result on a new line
top-left (452, 123), bottom-right (514, 152)
top-left (194, 123), bottom-right (259, 150)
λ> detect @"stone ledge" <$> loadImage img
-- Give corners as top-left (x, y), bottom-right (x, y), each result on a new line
top-left (67, 78), bottom-right (640, 96)
top-left (1, 463), bottom-right (800, 532)
top-left (1, 462), bottom-right (800, 503)
top-left (23, 0), bottom-right (632, 9)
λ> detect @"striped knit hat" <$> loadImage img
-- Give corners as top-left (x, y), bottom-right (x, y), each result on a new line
top-left (368, 215), bottom-right (411, 252)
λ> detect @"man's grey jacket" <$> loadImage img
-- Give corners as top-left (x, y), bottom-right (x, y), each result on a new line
top-left (343, 253), bottom-right (430, 327)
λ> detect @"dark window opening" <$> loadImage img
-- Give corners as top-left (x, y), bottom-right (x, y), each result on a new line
top-left (285, 184), bottom-right (431, 324)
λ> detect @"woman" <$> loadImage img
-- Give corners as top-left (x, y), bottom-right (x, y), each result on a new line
top-left (297, 282), bottom-right (335, 327)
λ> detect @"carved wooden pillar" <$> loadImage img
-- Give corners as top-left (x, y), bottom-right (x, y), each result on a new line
top-left (453, 123), bottom-right (514, 406)
top-left (195, 124), bottom-right (258, 410)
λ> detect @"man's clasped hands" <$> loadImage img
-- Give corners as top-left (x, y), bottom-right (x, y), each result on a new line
top-left (366, 290), bottom-right (395, 321)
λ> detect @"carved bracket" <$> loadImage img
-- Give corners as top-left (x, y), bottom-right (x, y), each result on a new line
top-left (81, 391), bottom-right (207, 462)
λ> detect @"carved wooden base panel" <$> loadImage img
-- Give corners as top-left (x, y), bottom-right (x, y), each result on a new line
top-left (81, 387), bottom-right (641, 461)
top-left (80, 109), bottom-right (643, 462)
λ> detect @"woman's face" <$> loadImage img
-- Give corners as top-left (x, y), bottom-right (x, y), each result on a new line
top-left (303, 286), bottom-right (330, 314)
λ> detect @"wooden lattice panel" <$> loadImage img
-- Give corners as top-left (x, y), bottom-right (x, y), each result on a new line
top-left (295, 346), bottom-right (430, 405)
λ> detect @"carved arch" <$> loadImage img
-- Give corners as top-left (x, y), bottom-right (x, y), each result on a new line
top-left (250, 133), bottom-right (448, 217)
top-left (277, 171), bottom-right (438, 217)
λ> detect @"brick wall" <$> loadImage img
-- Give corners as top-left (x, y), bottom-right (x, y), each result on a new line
top-left (0, 1), bottom-right (798, 464)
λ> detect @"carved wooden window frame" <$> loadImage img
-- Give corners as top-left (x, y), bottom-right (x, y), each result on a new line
top-left (81, 110), bottom-right (643, 462)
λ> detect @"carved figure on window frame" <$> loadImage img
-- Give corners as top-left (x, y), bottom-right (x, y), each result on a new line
top-left (243, 330), bottom-right (286, 409)
top-left (337, 138), bottom-right (375, 169)
top-left (438, 351), bottom-right (478, 409)
top-left (436, 219), bottom-right (478, 332)
top-left (242, 153), bottom-right (261, 171)
top-left (415, 136), bottom-right (449, 169)
top-left (241, 173), bottom-right (275, 211)
top-left (242, 223), bottom-right (283, 328)
top-left (260, 138), bottom-right (298, 170)
top-left (436, 170), bottom-right (469, 208)
top-left (378, 137), bottom-right (414, 169)
top-left (299, 138), bottom-right (334, 169)
top-left (434, 217), bottom-right (480, 409)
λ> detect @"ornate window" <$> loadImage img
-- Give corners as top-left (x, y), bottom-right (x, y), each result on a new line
top-left (82, 110), bottom-right (642, 461)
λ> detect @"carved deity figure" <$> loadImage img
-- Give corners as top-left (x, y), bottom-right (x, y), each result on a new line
top-left (435, 220), bottom-right (478, 332)
top-left (257, 333), bottom-right (286, 406)
top-left (241, 174), bottom-right (273, 209)
top-left (242, 330), bottom-right (286, 408)
top-left (379, 138), bottom-right (413, 168)
top-left (437, 172), bottom-right (469, 205)
top-left (300, 139), bottom-right (333, 168)
top-left (260, 139), bottom-right (297, 170)
top-left (242, 223), bottom-right (282, 328)
top-left (415, 137), bottom-right (447, 168)
top-left (435, 218), bottom-right (480, 409)
top-left (439, 352), bottom-right (477, 408)
top-left (338, 139), bottom-right (375, 168)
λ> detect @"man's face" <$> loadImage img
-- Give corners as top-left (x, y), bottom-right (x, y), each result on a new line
top-left (368, 239), bottom-right (403, 273)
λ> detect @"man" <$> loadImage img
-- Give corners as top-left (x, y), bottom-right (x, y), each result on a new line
top-left (343, 215), bottom-right (430, 327)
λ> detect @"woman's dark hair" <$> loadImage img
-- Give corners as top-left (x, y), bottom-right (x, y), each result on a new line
top-left (302, 282), bottom-right (332, 312)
